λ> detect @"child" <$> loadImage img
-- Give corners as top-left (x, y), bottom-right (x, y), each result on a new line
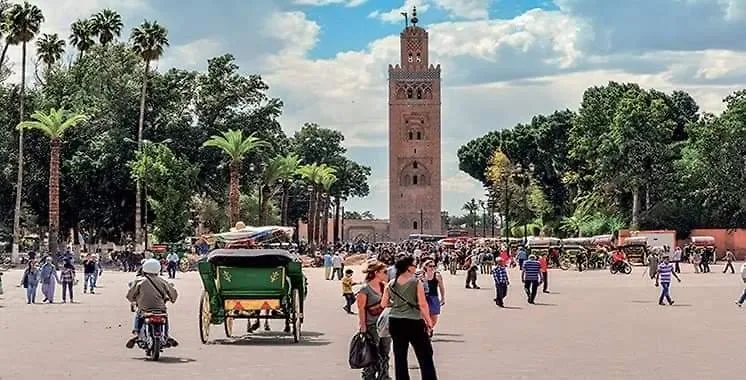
top-left (341, 269), bottom-right (358, 314)
top-left (60, 263), bottom-right (76, 303)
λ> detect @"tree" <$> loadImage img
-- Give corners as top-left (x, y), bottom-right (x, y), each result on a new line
top-left (17, 109), bottom-right (87, 255)
top-left (35, 33), bottom-right (64, 74)
top-left (297, 163), bottom-right (335, 248)
top-left (128, 142), bottom-right (197, 243)
top-left (130, 20), bottom-right (169, 249)
top-left (69, 18), bottom-right (95, 59)
top-left (203, 129), bottom-right (269, 227)
top-left (259, 154), bottom-right (299, 225)
top-left (0, 0), bottom-right (12, 73)
top-left (6, 0), bottom-right (43, 262)
top-left (319, 172), bottom-right (337, 244)
top-left (91, 9), bottom-right (122, 45)
top-left (462, 199), bottom-right (478, 235)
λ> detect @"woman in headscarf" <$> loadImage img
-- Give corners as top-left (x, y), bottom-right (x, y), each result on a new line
top-left (39, 257), bottom-right (59, 303)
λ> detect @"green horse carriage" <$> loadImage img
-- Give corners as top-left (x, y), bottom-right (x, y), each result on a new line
top-left (197, 248), bottom-right (307, 344)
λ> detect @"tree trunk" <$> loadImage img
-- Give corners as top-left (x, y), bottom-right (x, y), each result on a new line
top-left (321, 195), bottom-right (330, 245)
top-left (228, 161), bottom-right (240, 227)
top-left (0, 41), bottom-right (9, 70)
top-left (645, 185), bottom-right (650, 211)
top-left (280, 182), bottom-right (289, 226)
top-left (631, 186), bottom-right (640, 230)
top-left (11, 42), bottom-right (27, 262)
top-left (333, 197), bottom-right (341, 243)
top-left (48, 139), bottom-right (61, 256)
top-left (313, 192), bottom-right (322, 246)
top-left (134, 59), bottom-right (150, 251)
top-left (307, 188), bottom-right (316, 252)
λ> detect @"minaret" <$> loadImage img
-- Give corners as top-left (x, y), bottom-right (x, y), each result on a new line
top-left (388, 6), bottom-right (442, 240)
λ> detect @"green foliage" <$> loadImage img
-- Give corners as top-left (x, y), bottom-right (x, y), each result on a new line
top-left (129, 143), bottom-right (197, 242)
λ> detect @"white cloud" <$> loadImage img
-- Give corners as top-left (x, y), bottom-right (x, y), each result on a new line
top-left (160, 38), bottom-right (225, 71)
top-left (369, 0), bottom-right (430, 23)
top-left (262, 11), bottom-right (320, 58)
top-left (294, 0), bottom-right (367, 6)
top-left (432, 0), bottom-right (491, 19)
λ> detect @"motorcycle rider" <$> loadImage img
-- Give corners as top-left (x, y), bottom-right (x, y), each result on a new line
top-left (611, 249), bottom-right (626, 272)
top-left (126, 258), bottom-right (178, 348)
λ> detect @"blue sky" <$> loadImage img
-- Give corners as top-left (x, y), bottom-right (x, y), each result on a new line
top-left (20, 0), bottom-right (746, 219)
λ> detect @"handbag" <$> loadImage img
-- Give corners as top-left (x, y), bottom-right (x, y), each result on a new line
top-left (376, 308), bottom-right (391, 338)
top-left (349, 332), bottom-right (379, 369)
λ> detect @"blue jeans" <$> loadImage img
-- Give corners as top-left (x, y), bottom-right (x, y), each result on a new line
top-left (84, 273), bottom-right (97, 291)
top-left (659, 282), bottom-right (672, 304)
top-left (26, 284), bottom-right (38, 303)
top-left (738, 288), bottom-right (746, 304)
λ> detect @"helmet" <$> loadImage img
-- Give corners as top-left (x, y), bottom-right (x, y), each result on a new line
top-left (142, 258), bottom-right (161, 274)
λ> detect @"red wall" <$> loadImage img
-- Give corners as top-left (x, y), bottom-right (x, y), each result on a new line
top-left (688, 229), bottom-right (746, 259)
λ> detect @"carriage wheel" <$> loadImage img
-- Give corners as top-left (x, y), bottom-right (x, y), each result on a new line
top-left (224, 316), bottom-right (234, 338)
top-left (291, 289), bottom-right (301, 343)
top-left (199, 290), bottom-right (211, 344)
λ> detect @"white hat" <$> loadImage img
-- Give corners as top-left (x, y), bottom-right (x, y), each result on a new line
top-left (142, 259), bottom-right (161, 274)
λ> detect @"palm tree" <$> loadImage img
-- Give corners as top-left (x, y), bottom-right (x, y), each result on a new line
top-left (17, 109), bottom-right (87, 255)
top-left (278, 154), bottom-right (301, 226)
top-left (69, 18), bottom-right (95, 59)
top-left (462, 199), bottom-right (478, 236)
top-left (203, 130), bottom-right (269, 227)
top-left (6, 1), bottom-right (43, 262)
top-left (0, 1), bottom-right (13, 70)
top-left (319, 172), bottom-right (337, 245)
top-left (130, 20), bottom-right (168, 249)
top-left (91, 9), bottom-right (122, 45)
top-left (35, 33), bottom-right (65, 74)
top-left (297, 163), bottom-right (335, 249)
top-left (259, 154), bottom-right (300, 225)
top-left (560, 214), bottom-right (591, 237)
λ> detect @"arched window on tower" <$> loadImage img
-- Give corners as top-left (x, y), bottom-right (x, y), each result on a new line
top-left (420, 175), bottom-right (426, 185)
top-left (412, 161), bottom-right (418, 169)
top-left (416, 131), bottom-right (422, 140)
top-left (408, 131), bottom-right (413, 140)
top-left (404, 175), bottom-right (411, 185)
top-left (412, 175), bottom-right (418, 185)
top-left (406, 88), bottom-right (413, 99)
top-left (408, 53), bottom-right (413, 63)
top-left (416, 53), bottom-right (422, 63)
top-left (416, 88), bottom-right (422, 99)
top-left (413, 221), bottom-right (418, 230)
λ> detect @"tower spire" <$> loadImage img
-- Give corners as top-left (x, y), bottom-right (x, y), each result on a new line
top-left (411, 6), bottom-right (418, 25)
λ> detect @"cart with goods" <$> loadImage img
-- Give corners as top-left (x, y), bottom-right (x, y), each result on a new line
top-left (619, 236), bottom-right (649, 264)
top-left (560, 238), bottom-right (593, 270)
top-left (197, 247), bottom-right (307, 344)
top-left (527, 237), bottom-right (569, 270)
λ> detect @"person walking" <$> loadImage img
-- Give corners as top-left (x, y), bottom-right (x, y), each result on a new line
top-left (60, 263), bottom-right (76, 303)
top-left (356, 261), bottom-right (392, 380)
top-left (692, 249), bottom-right (701, 273)
top-left (39, 257), bottom-right (59, 303)
top-left (464, 252), bottom-right (480, 289)
top-left (421, 260), bottom-right (445, 334)
top-left (522, 254), bottom-right (541, 304)
top-left (736, 262), bottom-right (746, 306)
top-left (21, 260), bottom-right (40, 304)
top-left (539, 254), bottom-right (549, 293)
top-left (166, 251), bottom-right (180, 279)
top-left (671, 247), bottom-right (682, 273)
top-left (722, 250), bottom-right (736, 274)
top-left (323, 251), bottom-right (333, 280)
top-left (655, 256), bottom-right (681, 306)
top-left (491, 257), bottom-right (509, 307)
top-left (516, 245), bottom-right (528, 270)
top-left (83, 255), bottom-right (98, 294)
top-left (648, 250), bottom-right (659, 279)
top-left (332, 252), bottom-right (344, 281)
top-left (381, 256), bottom-right (437, 380)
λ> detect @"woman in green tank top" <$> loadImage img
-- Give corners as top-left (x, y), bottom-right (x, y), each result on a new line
top-left (381, 256), bottom-right (438, 380)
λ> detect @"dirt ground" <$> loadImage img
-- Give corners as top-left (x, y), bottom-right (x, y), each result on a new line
top-left (0, 262), bottom-right (744, 380)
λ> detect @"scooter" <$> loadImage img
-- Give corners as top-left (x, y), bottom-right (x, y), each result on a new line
top-left (609, 260), bottom-right (632, 275)
top-left (137, 313), bottom-right (171, 361)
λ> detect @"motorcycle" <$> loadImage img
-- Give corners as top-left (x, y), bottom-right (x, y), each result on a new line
top-left (136, 313), bottom-right (171, 361)
top-left (609, 260), bottom-right (632, 275)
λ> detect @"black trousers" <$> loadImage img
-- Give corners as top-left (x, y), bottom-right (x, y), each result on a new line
top-left (465, 267), bottom-right (478, 288)
top-left (524, 280), bottom-right (539, 303)
top-left (389, 317), bottom-right (438, 380)
top-left (494, 283), bottom-right (507, 306)
top-left (724, 261), bottom-right (735, 273)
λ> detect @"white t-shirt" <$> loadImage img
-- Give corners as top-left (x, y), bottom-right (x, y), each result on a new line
top-left (740, 263), bottom-right (746, 279)
top-left (332, 255), bottom-right (343, 268)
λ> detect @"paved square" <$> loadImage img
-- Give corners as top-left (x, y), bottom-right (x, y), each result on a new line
top-left (0, 264), bottom-right (743, 379)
